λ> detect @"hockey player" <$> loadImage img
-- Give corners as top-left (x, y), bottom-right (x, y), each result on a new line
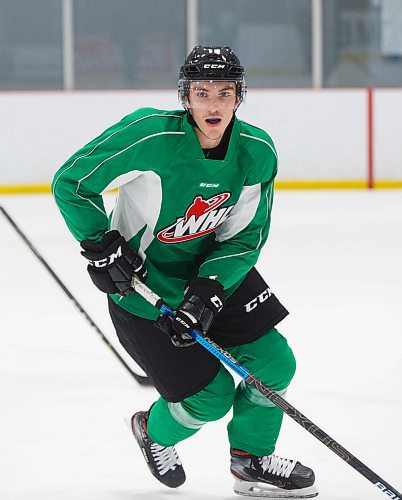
top-left (52, 46), bottom-right (318, 498)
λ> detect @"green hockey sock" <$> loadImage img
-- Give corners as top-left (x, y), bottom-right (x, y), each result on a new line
top-left (227, 384), bottom-right (287, 455)
top-left (147, 365), bottom-right (235, 447)
top-left (226, 328), bottom-right (296, 456)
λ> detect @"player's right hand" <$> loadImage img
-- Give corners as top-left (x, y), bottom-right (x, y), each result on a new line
top-left (80, 230), bottom-right (147, 297)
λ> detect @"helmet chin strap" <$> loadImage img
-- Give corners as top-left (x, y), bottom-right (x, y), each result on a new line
top-left (186, 110), bottom-right (200, 130)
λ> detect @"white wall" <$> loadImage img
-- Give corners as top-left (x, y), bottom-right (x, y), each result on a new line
top-left (374, 89), bottom-right (402, 180)
top-left (0, 91), bottom-right (179, 185)
top-left (238, 89), bottom-right (368, 180)
top-left (0, 89), bottom-right (401, 185)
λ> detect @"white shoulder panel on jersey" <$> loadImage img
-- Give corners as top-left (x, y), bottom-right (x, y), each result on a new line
top-left (107, 170), bottom-right (163, 257)
top-left (214, 184), bottom-right (260, 242)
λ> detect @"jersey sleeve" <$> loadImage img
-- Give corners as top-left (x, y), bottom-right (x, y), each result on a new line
top-left (197, 141), bottom-right (277, 290)
top-left (51, 108), bottom-right (153, 242)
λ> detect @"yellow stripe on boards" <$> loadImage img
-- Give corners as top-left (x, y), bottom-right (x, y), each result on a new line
top-left (1, 180), bottom-right (402, 194)
top-left (0, 184), bottom-right (51, 194)
top-left (275, 180), bottom-right (368, 189)
top-left (275, 180), bottom-right (402, 189)
top-left (374, 180), bottom-right (402, 189)
top-left (0, 185), bottom-right (119, 195)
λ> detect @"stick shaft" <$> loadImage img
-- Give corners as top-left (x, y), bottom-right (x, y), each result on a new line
top-left (132, 277), bottom-right (401, 498)
top-left (1, 205), bottom-right (151, 386)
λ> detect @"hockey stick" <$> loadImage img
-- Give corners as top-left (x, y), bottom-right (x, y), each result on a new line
top-left (0, 205), bottom-right (151, 386)
top-left (131, 275), bottom-right (401, 499)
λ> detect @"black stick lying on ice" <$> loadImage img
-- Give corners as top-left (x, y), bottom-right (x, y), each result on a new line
top-left (0, 205), bottom-right (151, 386)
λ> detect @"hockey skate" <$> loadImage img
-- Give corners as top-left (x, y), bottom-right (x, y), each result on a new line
top-left (128, 411), bottom-right (186, 488)
top-left (230, 448), bottom-right (318, 498)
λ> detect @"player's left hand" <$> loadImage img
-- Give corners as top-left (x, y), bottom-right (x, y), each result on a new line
top-left (154, 314), bottom-right (196, 348)
top-left (171, 277), bottom-right (226, 345)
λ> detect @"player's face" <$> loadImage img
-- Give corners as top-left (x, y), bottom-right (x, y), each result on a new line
top-left (187, 81), bottom-right (239, 148)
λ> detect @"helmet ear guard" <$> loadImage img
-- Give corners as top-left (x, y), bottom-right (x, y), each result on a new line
top-left (178, 46), bottom-right (247, 108)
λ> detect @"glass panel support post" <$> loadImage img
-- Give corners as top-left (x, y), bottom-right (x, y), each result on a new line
top-left (62, 0), bottom-right (75, 90)
top-left (186, 0), bottom-right (198, 54)
top-left (312, 0), bottom-right (323, 88)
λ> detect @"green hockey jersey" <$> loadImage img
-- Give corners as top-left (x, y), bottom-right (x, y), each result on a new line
top-left (52, 108), bottom-right (278, 320)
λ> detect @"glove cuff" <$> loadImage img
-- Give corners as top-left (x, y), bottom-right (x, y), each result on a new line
top-left (186, 277), bottom-right (226, 314)
top-left (80, 230), bottom-right (121, 252)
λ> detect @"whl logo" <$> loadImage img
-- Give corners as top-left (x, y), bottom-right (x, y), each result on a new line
top-left (157, 192), bottom-right (233, 243)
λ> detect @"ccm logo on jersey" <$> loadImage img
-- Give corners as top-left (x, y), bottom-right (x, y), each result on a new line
top-left (88, 246), bottom-right (122, 267)
top-left (157, 192), bottom-right (234, 243)
top-left (199, 182), bottom-right (219, 188)
top-left (244, 287), bottom-right (273, 313)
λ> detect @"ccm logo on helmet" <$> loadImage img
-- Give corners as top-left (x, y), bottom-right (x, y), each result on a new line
top-left (88, 246), bottom-right (122, 267)
top-left (244, 287), bottom-right (272, 313)
top-left (203, 64), bottom-right (225, 69)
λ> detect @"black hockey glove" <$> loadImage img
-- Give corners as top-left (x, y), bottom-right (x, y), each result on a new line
top-left (158, 277), bottom-right (225, 347)
top-left (80, 230), bottom-right (147, 297)
top-left (154, 314), bottom-right (197, 348)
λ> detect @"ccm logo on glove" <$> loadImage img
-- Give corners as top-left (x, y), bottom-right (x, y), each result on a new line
top-left (211, 295), bottom-right (224, 311)
top-left (175, 316), bottom-right (193, 330)
top-left (87, 246), bottom-right (122, 267)
top-left (80, 230), bottom-right (147, 296)
top-left (155, 277), bottom-right (226, 348)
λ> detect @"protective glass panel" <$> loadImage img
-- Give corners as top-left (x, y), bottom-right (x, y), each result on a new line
top-left (0, 0), bottom-right (63, 89)
top-left (198, 0), bottom-right (312, 87)
top-left (323, 0), bottom-right (402, 87)
top-left (74, 0), bottom-right (186, 89)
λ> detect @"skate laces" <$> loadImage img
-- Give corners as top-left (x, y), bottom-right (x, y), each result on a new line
top-left (258, 454), bottom-right (297, 478)
top-left (150, 442), bottom-right (182, 476)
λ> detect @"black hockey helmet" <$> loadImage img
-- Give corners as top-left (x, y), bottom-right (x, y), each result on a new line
top-left (178, 46), bottom-right (247, 106)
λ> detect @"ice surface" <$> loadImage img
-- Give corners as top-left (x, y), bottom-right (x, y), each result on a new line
top-left (1, 191), bottom-right (401, 500)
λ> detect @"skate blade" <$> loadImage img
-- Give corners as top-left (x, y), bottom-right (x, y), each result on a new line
top-left (124, 415), bottom-right (133, 429)
top-left (234, 478), bottom-right (319, 498)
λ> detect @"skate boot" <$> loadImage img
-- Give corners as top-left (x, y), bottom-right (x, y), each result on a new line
top-left (230, 448), bottom-right (318, 498)
top-left (129, 411), bottom-right (186, 488)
